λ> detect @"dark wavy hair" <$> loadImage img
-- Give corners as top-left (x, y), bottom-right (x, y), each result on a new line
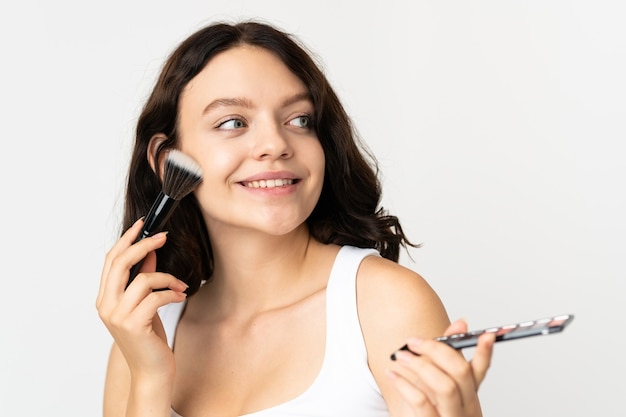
top-left (122, 20), bottom-right (416, 295)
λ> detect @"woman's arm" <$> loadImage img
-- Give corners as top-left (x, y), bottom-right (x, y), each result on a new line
top-left (358, 256), bottom-right (494, 417)
top-left (103, 343), bottom-right (131, 416)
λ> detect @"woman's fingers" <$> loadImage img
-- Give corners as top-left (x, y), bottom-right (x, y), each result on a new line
top-left (386, 364), bottom-right (439, 417)
top-left (402, 338), bottom-right (473, 412)
top-left (96, 218), bottom-right (145, 307)
top-left (470, 332), bottom-right (496, 386)
top-left (440, 319), bottom-right (495, 388)
top-left (389, 320), bottom-right (495, 415)
top-left (98, 232), bottom-right (169, 313)
top-left (96, 226), bottom-right (185, 345)
top-left (391, 349), bottom-right (464, 415)
top-left (115, 272), bottom-right (187, 320)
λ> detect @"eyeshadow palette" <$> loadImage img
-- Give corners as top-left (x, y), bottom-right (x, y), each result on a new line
top-left (435, 314), bottom-right (575, 349)
top-left (391, 314), bottom-right (574, 360)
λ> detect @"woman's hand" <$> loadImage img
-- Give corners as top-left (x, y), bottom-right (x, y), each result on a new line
top-left (387, 319), bottom-right (495, 417)
top-left (96, 218), bottom-right (188, 381)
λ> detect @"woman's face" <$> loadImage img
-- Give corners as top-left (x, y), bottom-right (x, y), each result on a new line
top-left (176, 45), bottom-right (325, 237)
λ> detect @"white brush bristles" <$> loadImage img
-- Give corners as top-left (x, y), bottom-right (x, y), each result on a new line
top-left (162, 150), bottom-right (204, 199)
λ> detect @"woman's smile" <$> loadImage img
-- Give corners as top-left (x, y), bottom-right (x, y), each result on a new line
top-left (239, 170), bottom-right (300, 191)
top-left (243, 178), bottom-right (295, 189)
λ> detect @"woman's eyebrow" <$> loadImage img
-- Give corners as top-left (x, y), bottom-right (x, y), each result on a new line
top-left (202, 97), bottom-right (253, 115)
top-left (281, 92), bottom-right (312, 108)
top-left (202, 92), bottom-right (312, 115)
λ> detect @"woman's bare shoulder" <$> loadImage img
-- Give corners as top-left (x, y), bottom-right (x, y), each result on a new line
top-left (357, 255), bottom-right (450, 355)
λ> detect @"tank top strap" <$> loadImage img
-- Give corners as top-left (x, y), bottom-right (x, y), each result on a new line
top-left (325, 246), bottom-right (380, 364)
top-left (158, 300), bottom-right (186, 349)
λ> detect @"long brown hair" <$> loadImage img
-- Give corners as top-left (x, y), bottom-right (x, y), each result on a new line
top-left (122, 21), bottom-right (416, 295)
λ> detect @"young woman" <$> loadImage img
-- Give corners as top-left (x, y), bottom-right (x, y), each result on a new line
top-left (96, 21), bottom-right (495, 417)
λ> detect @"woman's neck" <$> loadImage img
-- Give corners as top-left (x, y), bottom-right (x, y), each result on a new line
top-left (195, 224), bottom-right (329, 318)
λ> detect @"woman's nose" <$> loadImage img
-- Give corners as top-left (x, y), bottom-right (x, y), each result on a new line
top-left (251, 122), bottom-right (293, 160)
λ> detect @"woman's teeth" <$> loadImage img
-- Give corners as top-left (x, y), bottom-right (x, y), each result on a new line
top-left (244, 179), bottom-right (294, 189)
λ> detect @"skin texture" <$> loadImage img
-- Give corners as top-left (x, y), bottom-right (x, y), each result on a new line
top-left (97, 45), bottom-right (494, 417)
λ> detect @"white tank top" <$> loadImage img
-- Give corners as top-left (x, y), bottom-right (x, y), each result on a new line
top-left (160, 245), bottom-right (389, 417)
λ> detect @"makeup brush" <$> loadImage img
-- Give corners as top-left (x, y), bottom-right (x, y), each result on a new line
top-left (126, 149), bottom-right (204, 288)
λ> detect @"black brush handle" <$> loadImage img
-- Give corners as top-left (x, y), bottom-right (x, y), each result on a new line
top-left (126, 191), bottom-right (179, 288)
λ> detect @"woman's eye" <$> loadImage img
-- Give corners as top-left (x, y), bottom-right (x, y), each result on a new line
top-left (288, 115), bottom-right (311, 128)
top-left (218, 118), bottom-right (246, 130)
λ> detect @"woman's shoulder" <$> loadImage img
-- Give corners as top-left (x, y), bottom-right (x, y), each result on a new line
top-left (358, 255), bottom-right (446, 315)
top-left (356, 254), bottom-right (450, 350)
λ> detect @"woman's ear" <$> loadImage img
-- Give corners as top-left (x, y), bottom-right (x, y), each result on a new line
top-left (147, 133), bottom-right (168, 175)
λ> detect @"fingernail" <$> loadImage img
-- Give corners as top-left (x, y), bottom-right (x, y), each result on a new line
top-left (151, 231), bottom-right (169, 239)
top-left (392, 350), bottom-right (413, 363)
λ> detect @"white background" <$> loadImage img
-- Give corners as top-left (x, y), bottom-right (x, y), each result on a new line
top-left (1, 1), bottom-right (624, 416)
